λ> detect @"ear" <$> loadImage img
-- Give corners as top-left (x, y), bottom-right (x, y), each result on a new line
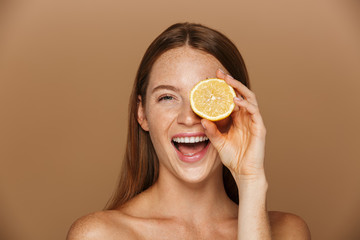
top-left (137, 95), bottom-right (149, 131)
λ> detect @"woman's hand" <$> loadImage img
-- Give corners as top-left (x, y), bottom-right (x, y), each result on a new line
top-left (201, 69), bottom-right (267, 186)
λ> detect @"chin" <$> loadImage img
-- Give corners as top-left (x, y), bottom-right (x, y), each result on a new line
top-left (172, 156), bottom-right (222, 185)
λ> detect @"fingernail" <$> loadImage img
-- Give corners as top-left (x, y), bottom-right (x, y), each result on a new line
top-left (201, 120), bottom-right (207, 130)
top-left (227, 74), bottom-right (234, 79)
top-left (218, 68), bottom-right (225, 74)
top-left (234, 97), bottom-right (243, 102)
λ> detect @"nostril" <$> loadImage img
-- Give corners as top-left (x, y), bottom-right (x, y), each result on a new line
top-left (177, 104), bottom-right (202, 125)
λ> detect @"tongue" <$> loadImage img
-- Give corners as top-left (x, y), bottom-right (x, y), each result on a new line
top-left (177, 142), bottom-right (207, 155)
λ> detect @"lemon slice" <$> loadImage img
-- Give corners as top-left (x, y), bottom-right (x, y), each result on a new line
top-left (190, 78), bottom-right (236, 121)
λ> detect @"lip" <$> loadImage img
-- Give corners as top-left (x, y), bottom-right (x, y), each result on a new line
top-left (171, 132), bottom-right (210, 163)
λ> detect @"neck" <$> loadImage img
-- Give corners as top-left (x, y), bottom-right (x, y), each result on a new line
top-left (148, 165), bottom-right (237, 223)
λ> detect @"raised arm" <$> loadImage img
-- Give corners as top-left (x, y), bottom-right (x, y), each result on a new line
top-left (201, 69), bottom-right (270, 240)
top-left (202, 69), bottom-right (311, 240)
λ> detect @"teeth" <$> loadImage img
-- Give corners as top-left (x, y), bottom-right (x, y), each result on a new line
top-left (172, 136), bottom-right (209, 143)
top-left (183, 153), bottom-right (195, 156)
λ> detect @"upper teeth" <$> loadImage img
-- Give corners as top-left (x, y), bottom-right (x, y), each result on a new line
top-left (172, 136), bottom-right (209, 143)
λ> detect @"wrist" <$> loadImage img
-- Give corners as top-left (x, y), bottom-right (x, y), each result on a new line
top-left (232, 169), bottom-right (268, 188)
top-left (236, 176), bottom-right (268, 201)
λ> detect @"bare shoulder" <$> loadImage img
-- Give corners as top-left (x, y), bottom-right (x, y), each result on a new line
top-left (66, 210), bottom-right (137, 240)
top-left (268, 211), bottom-right (311, 240)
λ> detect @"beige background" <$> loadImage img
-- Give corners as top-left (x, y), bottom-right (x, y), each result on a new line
top-left (1, 0), bottom-right (359, 239)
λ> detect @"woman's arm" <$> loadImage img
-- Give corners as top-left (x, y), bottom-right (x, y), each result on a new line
top-left (202, 69), bottom-right (309, 240)
top-left (202, 69), bottom-right (270, 239)
top-left (236, 177), bottom-right (271, 239)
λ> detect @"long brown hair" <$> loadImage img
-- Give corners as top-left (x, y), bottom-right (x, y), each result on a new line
top-left (106, 22), bottom-right (249, 209)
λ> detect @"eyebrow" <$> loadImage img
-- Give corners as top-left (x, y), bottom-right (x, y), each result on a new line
top-left (151, 85), bottom-right (180, 94)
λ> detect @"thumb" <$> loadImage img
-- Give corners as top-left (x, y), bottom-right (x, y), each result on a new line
top-left (201, 119), bottom-right (225, 152)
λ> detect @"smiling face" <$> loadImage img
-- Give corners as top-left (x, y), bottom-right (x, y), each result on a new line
top-left (137, 46), bottom-right (230, 184)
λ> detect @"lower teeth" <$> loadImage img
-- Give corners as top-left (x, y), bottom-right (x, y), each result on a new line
top-left (183, 153), bottom-right (195, 156)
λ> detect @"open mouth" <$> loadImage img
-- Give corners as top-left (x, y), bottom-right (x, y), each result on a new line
top-left (172, 136), bottom-right (210, 157)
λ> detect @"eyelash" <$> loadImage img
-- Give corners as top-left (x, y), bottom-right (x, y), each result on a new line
top-left (158, 95), bottom-right (174, 102)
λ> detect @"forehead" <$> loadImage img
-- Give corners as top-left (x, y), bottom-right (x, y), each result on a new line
top-left (148, 46), bottom-right (224, 89)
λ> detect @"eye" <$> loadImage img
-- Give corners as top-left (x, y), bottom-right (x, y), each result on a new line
top-left (158, 95), bottom-right (174, 102)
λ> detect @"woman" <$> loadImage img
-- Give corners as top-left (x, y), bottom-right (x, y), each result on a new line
top-left (67, 22), bottom-right (311, 239)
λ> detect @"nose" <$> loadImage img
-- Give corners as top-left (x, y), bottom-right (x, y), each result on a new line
top-left (177, 101), bottom-right (202, 126)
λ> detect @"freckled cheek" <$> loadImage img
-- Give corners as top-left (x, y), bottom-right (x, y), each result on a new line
top-left (147, 109), bottom-right (178, 157)
top-left (147, 107), bottom-right (179, 133)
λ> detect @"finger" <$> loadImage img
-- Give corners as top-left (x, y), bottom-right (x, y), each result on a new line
top-left (233, 97), bottom-right (264, 126)
top-left (223, 74), bottom-right (258, 106)
top-left (216, 68), bottom-right (228, 79)
top-left (201, 119), bottom-right (226, 152)
top-left (216, 68), bottom-right (256, 105)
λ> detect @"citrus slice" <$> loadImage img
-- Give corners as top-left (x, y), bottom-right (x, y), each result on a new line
top-left (190, 78), bottom-right (236, 121)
